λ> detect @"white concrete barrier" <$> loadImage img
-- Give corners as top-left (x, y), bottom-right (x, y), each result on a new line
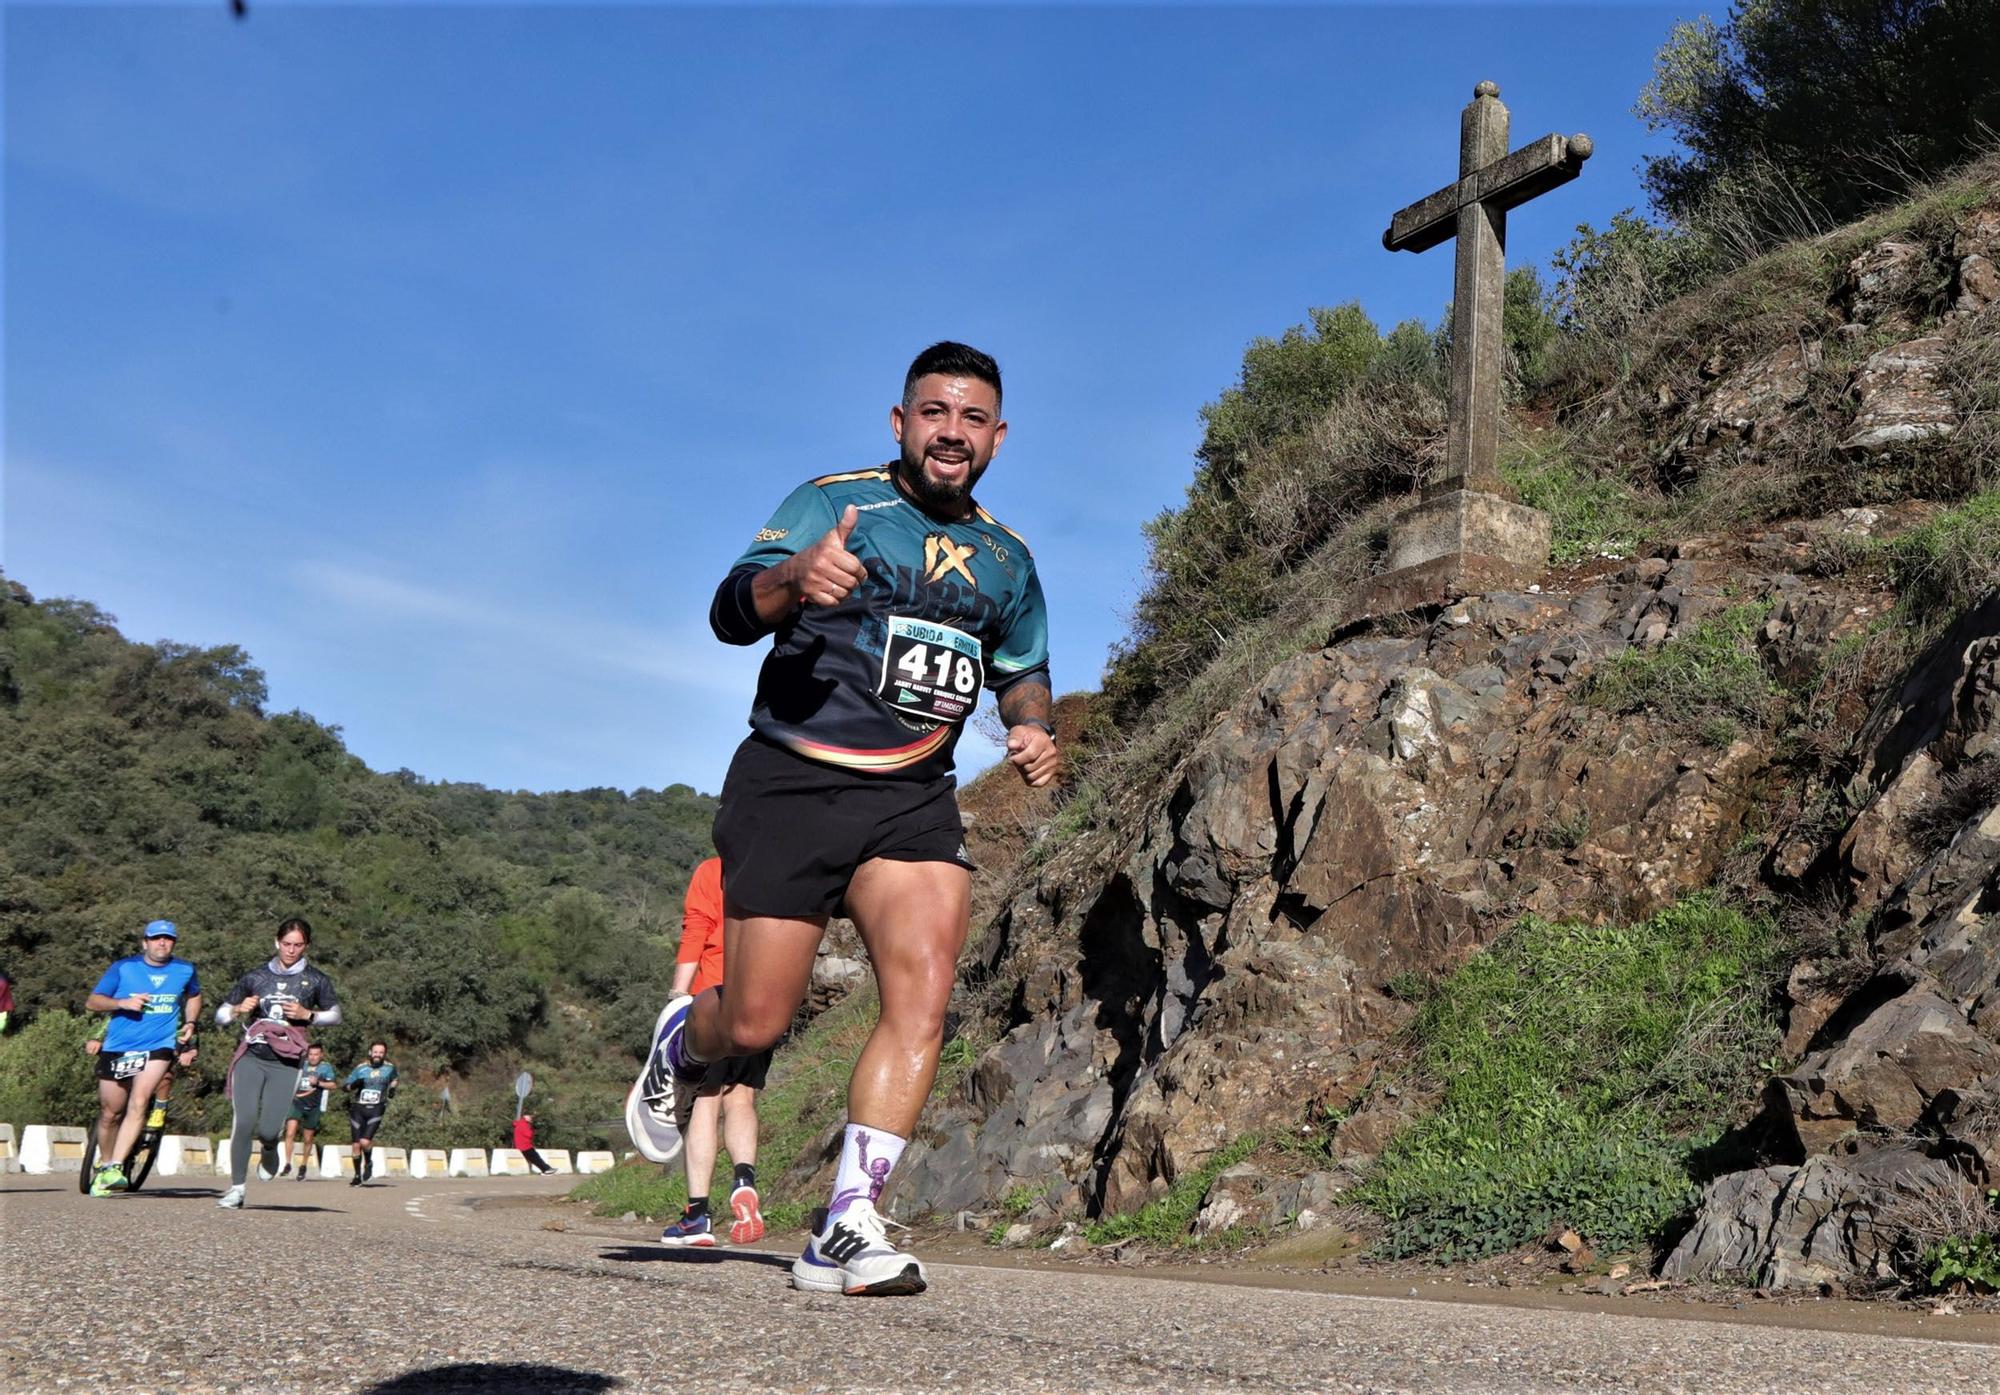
top-left (490, 1148), bottom-right (530, 1176)
top-left (319, 1144), bottom-right (356, 1179)
top-left (158, 1135), bottom-right (214, 1176)
top-left (19, 1125), bottom-right (88, 1174)
top-left (375, 1146), bottom-right (409, 1177)
top-left (409, 1148), bottom-right (448, 1178)
top-left (0, 1123), bottom-right (16, 1173)
top-left (216, 1138), bottom-right (234, 1177)
top-left (575, 1150), bottom-right (616, 1175)
top-left (541, 1149), bottom-right (574, 1174)
top-left (447, 1148), bottom-right (489, 1178)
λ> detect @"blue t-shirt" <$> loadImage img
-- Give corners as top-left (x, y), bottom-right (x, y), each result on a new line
top-left (345, 1063), bottom-right (399, 1112)
top-left (93, 956), bottom-right (200, 1053)
top-left (717, 468), bottom-right (1052, 778)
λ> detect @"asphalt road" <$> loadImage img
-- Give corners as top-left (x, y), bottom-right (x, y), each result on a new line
top-left (5, 1172), bottom-right (2000, 1395)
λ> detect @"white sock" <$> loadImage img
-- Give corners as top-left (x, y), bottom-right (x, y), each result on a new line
top-left (826, 1123), bottom-right (905, 1220)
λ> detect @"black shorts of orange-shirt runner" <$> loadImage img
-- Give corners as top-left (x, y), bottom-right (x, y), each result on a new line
top-left (711, 734), bottom-right (974, 920)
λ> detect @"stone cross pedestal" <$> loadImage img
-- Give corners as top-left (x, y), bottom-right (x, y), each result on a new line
top-left (1346, 82), bottom-right (1590, 623)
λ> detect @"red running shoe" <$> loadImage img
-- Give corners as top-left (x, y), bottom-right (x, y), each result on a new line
top-left (729, 1183), bottom-right (765, 1245)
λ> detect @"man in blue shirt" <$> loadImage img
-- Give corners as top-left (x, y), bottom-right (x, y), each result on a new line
top-left (85, 920), bottom-right (200, 1196)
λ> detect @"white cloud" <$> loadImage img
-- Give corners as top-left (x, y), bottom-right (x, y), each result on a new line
top-left (293, 558), bottom-right (759, 699)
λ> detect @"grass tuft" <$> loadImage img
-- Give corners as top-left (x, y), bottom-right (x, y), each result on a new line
top-left (1354, 897), bottom-right (1780, 1260)
top-left (1885, 491), bottom-right (2000, 639)
top-left (1585, 601), bottom-right (1778, 739)
top-left (1083, 1134), bottom-right (1261, 1247)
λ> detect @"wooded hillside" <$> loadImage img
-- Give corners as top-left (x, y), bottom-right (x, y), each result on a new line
top-left (0, 575), bottom-right (714, 1145)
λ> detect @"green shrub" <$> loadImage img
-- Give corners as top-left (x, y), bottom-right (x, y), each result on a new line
top-left (1586, 602), bottom-right (1778, 738)
top-left (1549, 209), bottom-right (1717, 340)
top-left (1500, 439), bottom-right (1649, 565)
top-left (1355, 898), bottom-right (1779, 1260)
top-left (1924, 1232), bottom-right (2000, 1293)
top-left (1084, 1133), bottom-right (1260, 1247)
top-left (0, 1008), bottom-right (99, 1131)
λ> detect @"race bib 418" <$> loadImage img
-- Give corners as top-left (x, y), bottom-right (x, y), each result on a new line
top-left (878, 617), bottom-right (981, 724)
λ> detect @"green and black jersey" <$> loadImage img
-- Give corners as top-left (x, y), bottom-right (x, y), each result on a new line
top-left (710, 467), bottom-right (1050, 780)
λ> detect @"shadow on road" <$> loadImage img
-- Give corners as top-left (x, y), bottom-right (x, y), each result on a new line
top-left (118, 1187), bottom-right (232, 1200)
top-left (361, 1363), bottom-right (619, 1393)
top-left (597, 1244), bottom-right (792, 1271)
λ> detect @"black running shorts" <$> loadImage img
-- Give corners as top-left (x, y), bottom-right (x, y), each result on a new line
top-left (95, 1047), bottom-right (175, 1081)
top-left (349, 1111), bottom-right (386, 1141)
top-left (700, 1047), bottom-right (773, 1092)
top-left (712, 734), bottom-right (974, 918)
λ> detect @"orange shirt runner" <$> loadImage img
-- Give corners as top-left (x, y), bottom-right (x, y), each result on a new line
top-left (674, 857), bottom-right (726, 997)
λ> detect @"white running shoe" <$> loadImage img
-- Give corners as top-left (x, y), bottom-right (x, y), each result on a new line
top-left (217, 1185), bottom-right (246, 1209)
top-left (624, 995), bottom-right (694, 1163)
top-left (259, 1142), bottom-right (281, 1181)
top-left (791, 1201), bottom-right (927, 1297)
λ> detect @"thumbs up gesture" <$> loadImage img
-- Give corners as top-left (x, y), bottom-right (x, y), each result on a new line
top-left (788, 505), bottom-right (867, 608)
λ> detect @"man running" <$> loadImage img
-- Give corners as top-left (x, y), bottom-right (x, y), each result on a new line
top-left (85, 920), bottom-right (200, 1195)
top-left (215, 917), bottom-right (341, 1210)
top-left (343, 1042), bottom-right (398, 1184)
top-left (283, 1043), bottom-right (335, 1179)
top-left (630, 856), bottom-right (769, 1248)
top-left (638, 342), bottom-right (1056, 1296)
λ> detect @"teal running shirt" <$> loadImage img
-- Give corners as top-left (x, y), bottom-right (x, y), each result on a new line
top-left (712, 467), bottom-right (1050, 778)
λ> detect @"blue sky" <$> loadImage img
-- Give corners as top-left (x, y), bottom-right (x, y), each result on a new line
top-left (3, 1), bottom-right (1681, 796)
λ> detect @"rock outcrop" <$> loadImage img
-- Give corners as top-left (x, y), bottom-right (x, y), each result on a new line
top-left (896, 529), bottom-right (1903, 1221)
top-left (1664, 593), bottom-right (2000, 1287)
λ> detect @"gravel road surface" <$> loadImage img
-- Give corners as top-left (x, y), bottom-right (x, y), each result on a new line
top-left (5, 1173), bottom-right (1998, 1394)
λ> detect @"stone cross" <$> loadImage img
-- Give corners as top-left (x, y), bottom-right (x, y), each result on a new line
top-left (1384, 81), bottom-right (1592, 496)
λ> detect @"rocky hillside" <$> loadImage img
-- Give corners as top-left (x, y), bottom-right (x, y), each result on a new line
top-left (879, 172), bottom-right (2000, 1290)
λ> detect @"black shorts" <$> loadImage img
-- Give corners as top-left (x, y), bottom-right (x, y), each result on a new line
top-left (95, 1047), bottom-right (175, 1082)
top-left (713, 735), bottom-right (973, 918)
top-left (349, 1111), bottom-right (386, 1141)
top-left (700, 1047), bottom-right (773, 1092)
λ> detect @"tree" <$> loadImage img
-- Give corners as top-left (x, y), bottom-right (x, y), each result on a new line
top-left (1638, 1), bottom-right (2000, 241)
top-left (1196, 304), bottom-right (1382, 483)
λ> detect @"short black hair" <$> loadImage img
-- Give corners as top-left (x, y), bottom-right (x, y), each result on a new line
top-left (370, 1040), bottom-right (388, 1051)
top-left (278, 917), bottom-right (312, 943)
top-left (903, 341), bottom-right (1001, 411)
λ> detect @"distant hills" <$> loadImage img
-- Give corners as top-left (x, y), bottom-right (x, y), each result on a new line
top-left (0, 573), bottom-right (715, 1146)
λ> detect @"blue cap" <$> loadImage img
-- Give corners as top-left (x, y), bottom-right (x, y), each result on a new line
top-left (142, 919), bottom-right (179, 940)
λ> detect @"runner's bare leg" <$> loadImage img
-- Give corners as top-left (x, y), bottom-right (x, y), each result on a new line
top-left (720, 1083), bottom-right (759, 1167)
top-left (842, 857), bottom-right (971, 1136)
top-left (683, 1089), bottom-right (723, 1201)
top-left (685, 911), bottom-right (823, 1060)
top-left (109, 1059), bottom-right (171, 1164)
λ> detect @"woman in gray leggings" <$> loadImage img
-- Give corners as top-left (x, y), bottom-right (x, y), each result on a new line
top-left (214, 917), bottom-right (341, 1209)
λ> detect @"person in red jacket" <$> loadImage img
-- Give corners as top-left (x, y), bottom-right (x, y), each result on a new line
top-left (627, 857), bottom-right (768, 1247)
top-left (513, 1113), bottom-right (556, 1175)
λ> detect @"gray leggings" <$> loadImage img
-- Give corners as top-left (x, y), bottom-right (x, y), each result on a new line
top-left (229, 1052), bottom-right (302, 1185)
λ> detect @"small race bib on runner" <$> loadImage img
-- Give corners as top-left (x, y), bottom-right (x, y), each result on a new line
top-left (114, 1051), bottom-right (149, 1079)
top-left (877, 616), bottom-right (982, 724)
top-left (358, 1088), bottom-right (382, 1107)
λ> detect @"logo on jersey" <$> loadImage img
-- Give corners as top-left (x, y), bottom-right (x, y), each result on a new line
top-left (150, 975), bottom-right (168, 987)
top-left (754, 527), bottom-right (788, 542)
top-left (922, 535), bottom-right (978, 588)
